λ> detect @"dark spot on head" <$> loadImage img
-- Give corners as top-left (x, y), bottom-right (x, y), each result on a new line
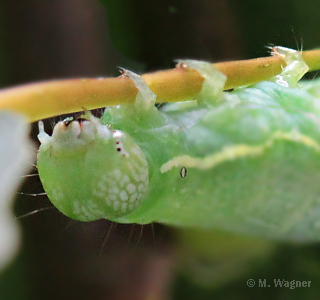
top-left (117, 148), bottom-right (122, 152)
top-left (180, 167), bottom-right (187, 178)
top-left (76, 117), bottom-right (87, 123)
top-left (64, 120), bottom-right (72, 127)
top-left (116, 141), bottom-right (120, 144)
top-left (63, 117), bottom-right (74, 127)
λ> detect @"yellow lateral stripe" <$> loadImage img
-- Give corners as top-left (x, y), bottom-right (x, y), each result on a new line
top-left (160, 131), bottom-right (320, 173)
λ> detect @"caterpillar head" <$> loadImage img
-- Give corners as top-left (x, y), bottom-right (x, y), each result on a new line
top-left (37, 113), bottom-right (149, 221)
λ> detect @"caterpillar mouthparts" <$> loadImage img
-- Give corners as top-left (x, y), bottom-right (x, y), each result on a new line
top-left (37, 114), bottom-right (149, 221)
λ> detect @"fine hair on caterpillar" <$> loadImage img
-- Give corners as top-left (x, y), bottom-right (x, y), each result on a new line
top-left (36, 46), bottom-right (320, 242)
top-left (15, 206), bottom-right (54, 220)
top-left (17, 149), bottom-right (160, 251)
top-left (16, 188), bottom-right (162, 252)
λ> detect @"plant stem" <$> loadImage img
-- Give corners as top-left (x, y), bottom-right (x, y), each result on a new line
top-left (1, 49), bottom-right (320, 122)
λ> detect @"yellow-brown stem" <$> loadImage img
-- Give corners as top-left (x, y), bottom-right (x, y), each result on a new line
top-left (1, 49), bottom-right (320, 122)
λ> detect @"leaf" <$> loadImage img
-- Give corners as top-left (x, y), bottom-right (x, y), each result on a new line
top-left (0, 111), bottom-right (34, 271)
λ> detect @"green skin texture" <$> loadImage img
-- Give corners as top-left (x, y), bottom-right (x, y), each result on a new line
top-left (37, 48), bottom-right (320, 241)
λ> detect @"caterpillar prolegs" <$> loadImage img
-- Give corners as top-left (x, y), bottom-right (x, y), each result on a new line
top-left (37, 47), bottom-right (320, 241)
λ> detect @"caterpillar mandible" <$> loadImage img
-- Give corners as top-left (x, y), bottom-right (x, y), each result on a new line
top-left (37, 46), bottom-right (320, 241)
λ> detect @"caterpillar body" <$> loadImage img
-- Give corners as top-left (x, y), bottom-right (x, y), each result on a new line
top-left (37, 47), bottom-right (320, 241)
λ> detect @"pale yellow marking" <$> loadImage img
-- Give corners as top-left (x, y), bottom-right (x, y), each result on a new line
top-left (160, 131), bottom-right (320, 173)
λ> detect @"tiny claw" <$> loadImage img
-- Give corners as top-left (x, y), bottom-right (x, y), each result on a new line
top-left (118, 67), bottom-right (126, 76)
top-left (118, 68), bottom-right (141, 81)
top-left (175, 60), bottom-right (188, 69)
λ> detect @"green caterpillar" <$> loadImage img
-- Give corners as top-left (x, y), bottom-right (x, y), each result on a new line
top-left (37, 47), bottom-right (320, 241)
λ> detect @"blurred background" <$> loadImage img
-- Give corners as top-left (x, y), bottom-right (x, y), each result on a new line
top-left (1, 0), bottom-right (320, 299)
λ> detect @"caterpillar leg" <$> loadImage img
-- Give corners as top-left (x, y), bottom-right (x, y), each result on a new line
top-left (176, 60), bottom-right (227, 106)
top-left (270, 46), bottom-right (309, 87)
top-left (119, 68), bottom-right (158, 112)
top-left (102, 68), bottom-right (164, 127)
